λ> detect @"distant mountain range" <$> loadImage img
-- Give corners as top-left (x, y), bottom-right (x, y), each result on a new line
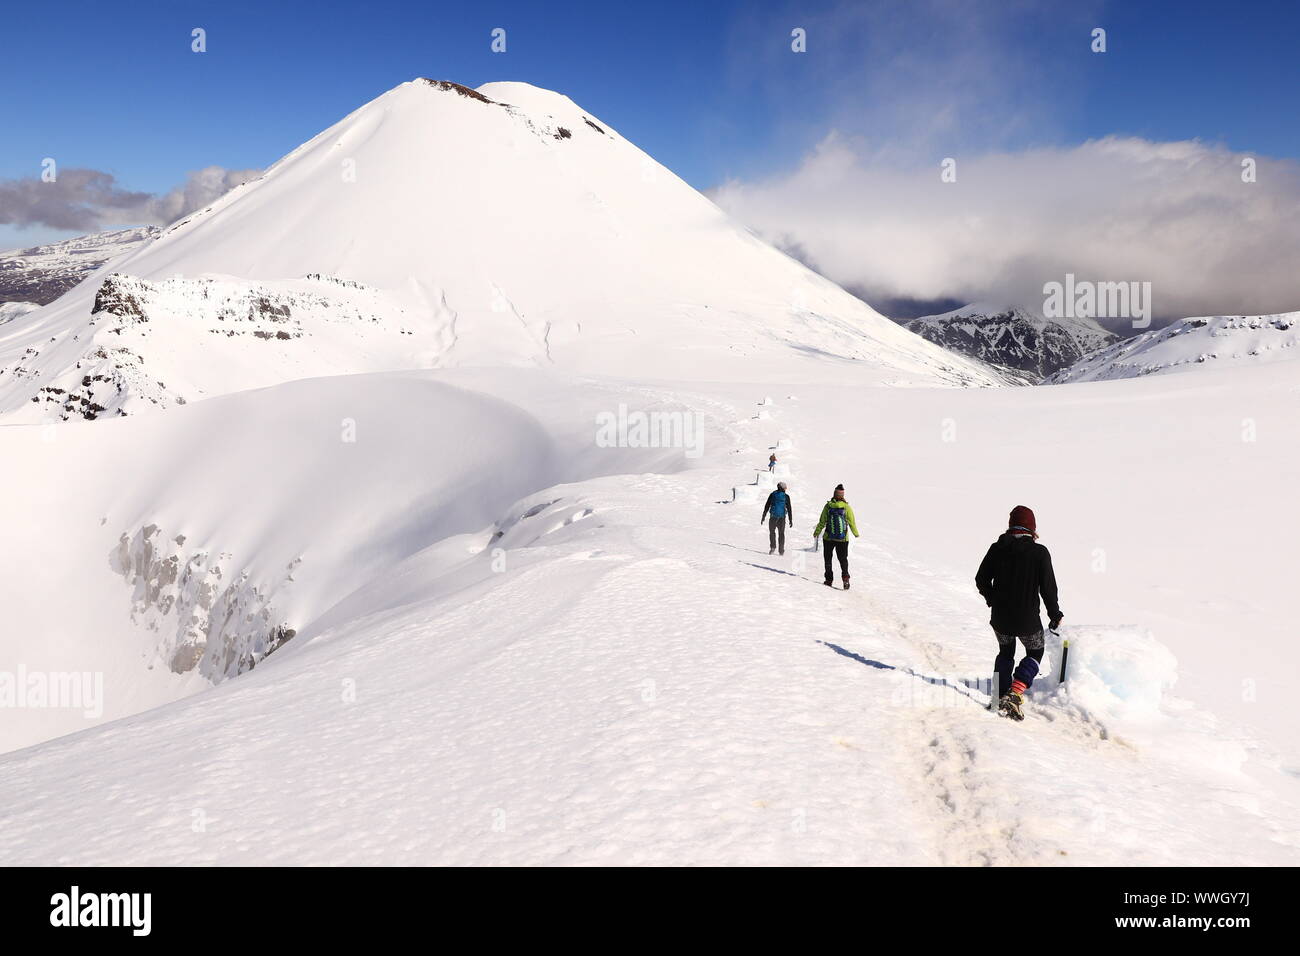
top-left (0, 226), bottom-right (159, 306)
top-left (903, 304), bottom-right (1119, 383)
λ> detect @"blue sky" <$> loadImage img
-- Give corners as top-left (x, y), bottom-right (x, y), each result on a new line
top-left (3, 0), bottom-right (1299, 251)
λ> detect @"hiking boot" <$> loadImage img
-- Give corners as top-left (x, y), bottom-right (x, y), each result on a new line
top-left (842, 576), bottom-right (851, 591)
top-left (998, 691), bottom-right (1025, 721)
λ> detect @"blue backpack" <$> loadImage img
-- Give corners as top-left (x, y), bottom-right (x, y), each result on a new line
top-left (770, 492), bottom-right (788, 519)
top-left (826, 505), bottom-right (848, 539)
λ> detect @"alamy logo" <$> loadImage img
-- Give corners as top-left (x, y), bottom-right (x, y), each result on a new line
top-left (0, 665), bottom-right (102, 718)
top-left (595, 403), bottom-right (703, 459)
top-left (50, 886), bottom-right (151, 936)
top-left (1043, 273), bottom-right (1153, 328)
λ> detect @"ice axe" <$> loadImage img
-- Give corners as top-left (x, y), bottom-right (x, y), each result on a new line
top-left (1051, 624), bottom-right (1069, 683)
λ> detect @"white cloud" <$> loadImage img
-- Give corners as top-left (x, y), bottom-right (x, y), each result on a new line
top-left (143, 166), bottom-right (262, 225)
top-left (712, 134), bottom-right (1300, 319)
top-left (0, 166), bottom-right (261, 233)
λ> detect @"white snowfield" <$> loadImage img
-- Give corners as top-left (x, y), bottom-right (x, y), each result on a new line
top-left (2, 363), bottom-right (1298, 865)
top-left (1047, 310), bottom-right (1300, 383)
top-left (0, 80), bottom-right (1298, 866)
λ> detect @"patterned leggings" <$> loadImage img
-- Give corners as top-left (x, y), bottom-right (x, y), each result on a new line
top-left (995, 628), bottom-right (1044, 697)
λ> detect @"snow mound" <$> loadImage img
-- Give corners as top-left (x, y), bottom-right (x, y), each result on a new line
top-left (1037, 626), bottom-right (1259, 781)
top-left (1043, 626), bottom-right (1178, 723)
top-left (0, 371), bottom-right (562, 750)
top-left (0, 366), bottom-right (715, 753)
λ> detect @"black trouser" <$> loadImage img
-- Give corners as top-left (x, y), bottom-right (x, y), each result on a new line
top-left (994, 628), bottom-right (1045, 697)
top-left (823, 538), bottom-right (849, 582)
top-left (768, 516), bottom-right (787, 552)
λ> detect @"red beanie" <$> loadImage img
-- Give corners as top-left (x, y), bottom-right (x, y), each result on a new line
top-left (1009, 505), bottom-right (1037, 534)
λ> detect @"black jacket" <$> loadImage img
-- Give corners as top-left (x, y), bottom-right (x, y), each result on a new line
top-left (975, 532), bottom-right (1062, 637)
top-left (761, 490), bottom-right (792, 523)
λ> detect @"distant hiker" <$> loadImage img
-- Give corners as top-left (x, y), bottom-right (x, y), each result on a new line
top-left (975, 505), bottom-right (1064, 721)
top-left (761, 481), bottom-right (793, 555)
top-left (813, 484), bottom-right (859, 589)
top-left (768, 453), bottom-right (778, 472)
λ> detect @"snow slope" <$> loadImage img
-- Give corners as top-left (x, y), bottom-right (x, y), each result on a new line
top-left (1048, 310), bottom-right (1300, 383)
top-left (1, 362), bottom-right (1297, 864)
top-left (0, 79), bottom-right (999, 425)
top-left (0, 301), bottom-right (39, 325)
top-left (0, 369), bottom-right (700, 752)
top-left (907, 303), bottom-right (1117, 382)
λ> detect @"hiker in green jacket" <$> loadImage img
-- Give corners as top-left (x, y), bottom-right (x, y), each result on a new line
top-left (813, 483), bottom-right (860, 589)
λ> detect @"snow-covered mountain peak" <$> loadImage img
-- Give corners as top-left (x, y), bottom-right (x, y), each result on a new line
top-left (423, 78), bottom-right (499, 102)
top-left (0, 81), bottom-right (1004, 423)
top-left (474, 80), bottom-right (596, 122)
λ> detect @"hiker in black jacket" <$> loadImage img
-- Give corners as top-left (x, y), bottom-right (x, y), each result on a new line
top-left (760, 482), bottom-right (793, 555)
top-left (975, 505), bottom-right (1064, 721)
